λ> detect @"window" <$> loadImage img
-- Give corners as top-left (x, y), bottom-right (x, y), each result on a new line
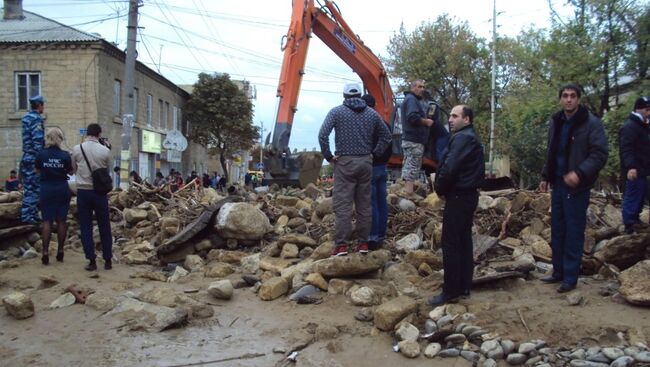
top-left (132, 87), bottom-right (138, 121)
top-left (146, 94), bottom-right (153, 127)
top-left (113, 80), bottom-right (121, 116)
top-left (172, 106), bottom-right (179, 130)
top-left (158, 99), bottom-right (163, 129)
top-left (164, 101), bottom-right (170, 130)
top-left (15, 72), bottom-right (41, 111)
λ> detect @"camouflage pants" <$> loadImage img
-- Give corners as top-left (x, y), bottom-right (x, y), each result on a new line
top-left (20, 160), bottom-right (40, 223)
top-left (401, 141), bottom-right (424, 182)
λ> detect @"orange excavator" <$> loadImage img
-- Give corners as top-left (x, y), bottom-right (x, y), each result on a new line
top-left (264, 0), bottom-right (442, 187)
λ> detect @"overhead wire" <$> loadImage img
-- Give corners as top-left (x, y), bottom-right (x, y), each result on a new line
top-left (149, 0), bottom-right (207, 71)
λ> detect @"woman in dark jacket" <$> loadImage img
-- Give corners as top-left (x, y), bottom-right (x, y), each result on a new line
top-left (35, 127), bottom-right (72, 265)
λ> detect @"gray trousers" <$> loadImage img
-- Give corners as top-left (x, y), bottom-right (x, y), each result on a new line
top-left (332, 155), bottom-right (372, 245)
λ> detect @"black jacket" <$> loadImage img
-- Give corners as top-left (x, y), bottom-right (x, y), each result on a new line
top-left (434, 124), bottom-right (484, 196)
top-left (619, 112), bottom-right (650, 176)
top-left (541, 106), bottom-right (608, 192)
top-left (400, 92), bottom-right (429, 145)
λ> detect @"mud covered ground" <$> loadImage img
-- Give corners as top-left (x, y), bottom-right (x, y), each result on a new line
top-left (1, 248), bottom-right (648, 367)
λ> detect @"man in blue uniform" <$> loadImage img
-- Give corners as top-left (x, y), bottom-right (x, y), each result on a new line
top-left (20, 95), bottom-right (46, 224)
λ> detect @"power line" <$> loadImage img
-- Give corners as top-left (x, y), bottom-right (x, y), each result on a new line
top-left (139, 13), bottom-right (357, 82)
top-left (150, 0), bottom-right (207, 71)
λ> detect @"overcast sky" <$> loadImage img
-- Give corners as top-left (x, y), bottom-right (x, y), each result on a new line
top-left (26, 0), bottom-right (572, 153)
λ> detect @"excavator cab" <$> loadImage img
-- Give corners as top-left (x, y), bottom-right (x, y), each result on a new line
top-left (263, 0), bottom-right (393, 188)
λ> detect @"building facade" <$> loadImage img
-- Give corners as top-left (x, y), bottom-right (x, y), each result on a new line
top-left (0, 2), bottom-right (206, 183)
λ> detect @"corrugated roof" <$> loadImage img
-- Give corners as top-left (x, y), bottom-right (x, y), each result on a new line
top-left (0, 9), bottom-right (102, 43)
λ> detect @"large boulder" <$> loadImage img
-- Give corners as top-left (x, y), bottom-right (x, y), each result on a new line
top-left (594, 234), bottom-right (650, 270)
top-left (2, 292), bottom-right (34, 319)
top-left (123, 208), bottom-right (149, 224)
top-left (0, 202), bottom-right (21, 220)
top-left (315, 198), bottom-right (334, 217)
top-left (259, 277), bottom-right (289, 301)
top-left (277, 233), bottom-right (317, 248)
top-left (395, 233), bottom-right (422, 252)
top-left (106, 297), bottom-right (188, 332)
top-left (215, 202), bottom-right (272, 240)
top-left (309, 250), bottom-right (391, 277)
top-left (207, 280), bottom-right (234, 300)
top-left (404, 250), bottom-right (443, 270)
top-left (275, 195), bottom-right (300, 207)
top-left (374, 296), bottom-right (418, 331)
top-left (619, 260), bottom-right (650, 306)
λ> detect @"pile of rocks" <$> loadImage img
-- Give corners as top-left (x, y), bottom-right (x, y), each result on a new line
top-left (385, 303), bottom-right (649, 366)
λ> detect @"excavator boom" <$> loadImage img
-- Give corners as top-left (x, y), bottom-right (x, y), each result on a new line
top-left (264, 0), bottom-right (394, 188)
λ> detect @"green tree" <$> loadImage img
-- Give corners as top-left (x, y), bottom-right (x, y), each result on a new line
top-left (185, 73), bottom-right (259, 178)
top-left (384, 15), bottom-right (491, 137)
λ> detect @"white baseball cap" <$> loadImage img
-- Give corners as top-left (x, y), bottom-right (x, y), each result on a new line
top-left (343, 83), bottom-right (362, 96)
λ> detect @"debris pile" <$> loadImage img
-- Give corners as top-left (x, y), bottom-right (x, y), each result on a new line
top-left (2, 179), bottom-right (650, 364)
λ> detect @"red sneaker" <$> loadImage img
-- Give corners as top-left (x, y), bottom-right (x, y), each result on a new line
top-left (331, 245), bottom-right (348, 257)
top-left (353, 242), bottom-right (369, 254)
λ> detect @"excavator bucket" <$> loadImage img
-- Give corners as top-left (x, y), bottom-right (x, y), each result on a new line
top-left (264, 151), bottom-right (323, 188)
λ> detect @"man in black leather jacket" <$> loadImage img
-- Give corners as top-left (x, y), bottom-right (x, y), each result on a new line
top-left (619, 96), bottom-right (650, 234)
top-left (428, 105), bottom-right (484, 306)
top-left (539, 84), bottom-right (608, 293)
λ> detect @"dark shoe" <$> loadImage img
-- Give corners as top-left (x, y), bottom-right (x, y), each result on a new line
top-left (331, 245), bottom-right (348, 257)
top-left (557, 283), bottom-right (576, 293)
top-left (426, 292), bottom-right (459, 306)
top-left (104, 260), bottom-right (112, 270)
top-left (353, 243), bottom-right (369, 254)
top-left (41, 255), bottom-right (49, 265)
top-left (84, 261), bottom-right (97, 271)
top-left (56, 252), bottom-right (64, 262)
top-left (540, 275), bottom-right (562, 284)
top-left (368, 240), bottom-right (379, 251)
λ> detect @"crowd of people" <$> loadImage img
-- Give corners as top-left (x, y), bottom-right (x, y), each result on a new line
top-left (5, 85), bottom-right (650, 308)
top-left (319, 80), bottom-right (649, 306)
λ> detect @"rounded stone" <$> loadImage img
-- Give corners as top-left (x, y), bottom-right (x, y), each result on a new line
top-left (518, 342), bottom-right (536, 354)
top-left (636, 351), bottom-right (650, 363)
top-left (423, 343), bottom-right (441, 358)
top-left (462, 325), bottom-right (482, 337)
top-left (506, 353), bottom-right (527, 365)
top-left (461, 350), bottom-right (480, 362)
top-left (501, 339), bottom-right (516, 355)
top-left (482, 358), bottom-right (497, 367)
top-left (424, 319), bottom-right (438, 334)
top-left (438, 348), bottom-right (460, 358)
top-left (444, 333), bottom-right (467, 344)
top-left (602, 348), bottom-right (624, 361)
top-left (398, 340), bottom-right (420, 358)
top-left (610, 356), bottom-right (634, 367)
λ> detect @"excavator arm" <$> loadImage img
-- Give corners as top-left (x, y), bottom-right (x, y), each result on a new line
top-left (264, 0), bottom-right (394, 187)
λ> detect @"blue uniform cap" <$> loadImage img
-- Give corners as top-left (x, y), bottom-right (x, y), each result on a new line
top-left (29, 95), bottom-right (46, 105)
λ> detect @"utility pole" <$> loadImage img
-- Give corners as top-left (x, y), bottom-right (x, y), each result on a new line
top-left (488, 0), bottom-right (497, 177)
top-left (259, 121), bottom-right (264, 166)
top-left (120, 0), bottom-right (140, 189)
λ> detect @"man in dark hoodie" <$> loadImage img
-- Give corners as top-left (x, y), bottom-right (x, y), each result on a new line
top-left (400, 80), bottom-right (434, 196)
top-left (539, 84), bottom-right (608, 293)
top-left (319, 84), bottom-right (392, 256)
top-left (619, 96), bottom-right (650, 234)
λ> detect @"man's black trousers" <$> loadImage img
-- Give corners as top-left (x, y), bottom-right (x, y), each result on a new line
top-left (441, 191), bottom-right (478, 297)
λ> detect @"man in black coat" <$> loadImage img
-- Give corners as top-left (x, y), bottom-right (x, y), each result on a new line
top-left (619, 96), bottom-right (650, 234)
top-left (428, 105), bottom-right (484, 306)
top-left (539, 84), bottom-right (608, 293)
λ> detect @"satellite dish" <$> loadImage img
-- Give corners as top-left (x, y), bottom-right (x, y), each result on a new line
top-left (163, 129), bottom-right (188, 152)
